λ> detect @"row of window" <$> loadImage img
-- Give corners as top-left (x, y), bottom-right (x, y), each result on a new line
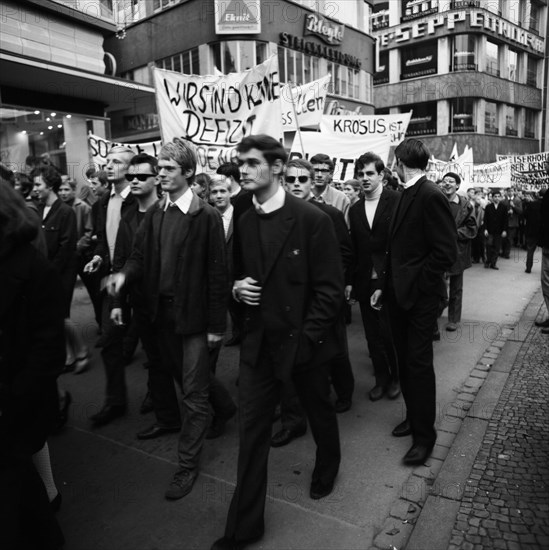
top-left (395, 99), bottom-right (538, 137)
top-left (375, 36), bottom-right (540, 86)
top-left (372, 0), bottom-right (542, 33)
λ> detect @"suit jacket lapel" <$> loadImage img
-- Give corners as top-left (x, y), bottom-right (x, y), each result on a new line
top-left (371, 191), bottom-right (390, 229)
top-left (356, 198), bottom-right (371, 233)
top-left (42, 199), bottom-right (61, 224)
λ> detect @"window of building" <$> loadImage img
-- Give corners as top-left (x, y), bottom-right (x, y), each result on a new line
top-left (153, 0), bottom-right (180, 11)
top-left (508, 50), bottom-right (519, 81)
top-left (406, 102), bottom-right (437, 136)
top-left (485, 0), bottom-right (502, 15)
top-left (374, 50), bottom-right (389, 85)
top-left (371, 1), bottom-right (390, 30)
top-left (401, 40), bottom-right (438, 80)
top-left (507, 1), bottom-right (521, 25)
top-left (485, 40), bottom-right (499, 77)
top-left (524, 108), bottom-right (537, 138)
top-left (451, 97), bottom-right (475, 132)
top-left (525, 0), bottom-right (540, 33)
top-left (505, 105), bottom-right (518, 136)
top-left (157, 47), bottom-right (199, 75)
top-left (401, 0), bottom-right (439, 22)
top-left (485, 101), bottom-right (498, 134)
top-left (526, 56), bottom-right (538, 86)
top-left (212, 41), bottom-right (267, 74)
top-left (451, 35), bottom-right (476, 72)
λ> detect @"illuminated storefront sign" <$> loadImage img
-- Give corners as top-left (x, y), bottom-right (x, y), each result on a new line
top-left (376, 9), bottom-right (545, 55)
top-left (401, 0), bottom-right (439, 22)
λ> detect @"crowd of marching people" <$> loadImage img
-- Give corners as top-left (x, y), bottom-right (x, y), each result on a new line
top-left (1, 137), bottom-right (549, 550)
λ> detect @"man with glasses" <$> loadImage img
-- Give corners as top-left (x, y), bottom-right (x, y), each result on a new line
top-left (348, 152), bottom-right (400, 403)
top-left (310, 153), bottom-right (350, 226)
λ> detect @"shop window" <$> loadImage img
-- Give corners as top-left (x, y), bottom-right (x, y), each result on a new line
top-left (451, 35), bottom-right (476, 72)
top-left (526, 56), bottom-right (538, 86)
top-left (400, 40), bottom-right (437, 80)
top-left (450, 97), bottom-right (475, 133)
top-left (484, 101), bottom-right (498, 135)
top-left (505, 105), bottom-right (518, 136)
top-left (371, 1), bottom-right (389, 30)
top-left (401, 0), bottom-right (439, 22)
top-left (485, 40), bottom-right (499, 77)
top-left (508, 50), bottom-right (518, 81)
top-left (213, 41), bottom-right (268, 74)
top-left (524, 109), bottom-right (536, 138)
top-left (406, 102), bottom-right (437, 136)
top-left (374, 50), bottom-right (389, 85)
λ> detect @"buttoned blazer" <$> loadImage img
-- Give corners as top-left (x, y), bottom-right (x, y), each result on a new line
top-left (234, 192), bottom-right (344, 380)
top-left (385, 177), bottom-right (457, 311)
top-left (349, 188), bottom-right (399, 302)
top-left (484, 203), bottom-right (509, 236)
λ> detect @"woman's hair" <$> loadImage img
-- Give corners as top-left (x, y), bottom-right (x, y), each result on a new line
top-left (0, 182), bottom-right (38, 246)
top-left (30, 165), bottom-right (62, 193)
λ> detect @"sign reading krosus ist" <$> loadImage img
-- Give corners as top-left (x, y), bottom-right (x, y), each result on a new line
top-left (153, 55), bottom-right (283, 173)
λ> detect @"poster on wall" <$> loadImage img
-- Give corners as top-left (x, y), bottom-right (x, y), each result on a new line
top-left (496, 152), bottom-right (549, 186)
top-left (154, 55), bottom-right (282, 172)
top-left (88, 133), bottom-right (162, 169)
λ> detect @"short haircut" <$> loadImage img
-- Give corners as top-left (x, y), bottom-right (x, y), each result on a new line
top-left (194, 173), bottom-right (211, 190)
top-left (85, 166), bottom-right (97, 179)
top-left (31, 165), bottom-right (63, 193)
top-left (394, 138), bottom-right (431, 171)
top-left (443, 172), bottom-right (461, 185)
top-left (60, 178), bottom-right (77, 191)
top-left (310, 153), bottom-right (334, 171)
top-left (236, 134), bottom-right (287, 166)
top-left (354, 152), bottom-right (385, 176)
top-left (209, 174), bottom-right (232, 191)
top-left (159, 140), bottom-right (197, 185)
top-left (343, 179), bottom-right (361, 192)
top-left (129, 153), bottom-right (158, 173)
top-left (108, 145), bottom-right (135, 157)
top-left (286, 158), bottom-right (314, 180)
top-left (217, 162), bottom-right (241, 183)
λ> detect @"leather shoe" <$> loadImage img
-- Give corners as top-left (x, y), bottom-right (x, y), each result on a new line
top-left (392, 419), bottom-right (412, 437)
top-left (490, 265), bottom-right (499, 270)
top-left (271, 425), bottom-right (307, 448)
top-left (207, 406), bottom-right (237, 439)
top-left (368, 385), bottom-right (385, 401)
top-left (535, 318), bottom-right (549, 328)
top-left (139, 391), bottom-right (154, 414)
top-left (90, 404), bottom-right (126, 427)
top-left (446, 322), bottom-right (458, 332)
top-left (165, 469), bottom-right (197, 500)
top-left (386, 381), bottom-right (401, 400)
top-left (211, 535), bottom-right (262, 550)
top-left (136, 423), bottom-right (181, 440)
top-left (310, 477), bottom-right (335, 500)
top-left (402, 443), bottom-right (433, 466)
top-left (334, 398), bottom-right (352, 413)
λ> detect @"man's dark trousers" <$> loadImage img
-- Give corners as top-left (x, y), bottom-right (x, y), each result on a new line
top-left (225, 341), bottom-right (340, 541)
top-left (485, 234), bottom-right (502, 268)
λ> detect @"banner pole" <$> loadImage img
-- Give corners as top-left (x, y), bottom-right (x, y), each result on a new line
top-left (289, 81), bottom-right (305, 156)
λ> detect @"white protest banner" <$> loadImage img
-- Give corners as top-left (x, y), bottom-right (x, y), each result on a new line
top-left (281, 75), bottom-right (330, 130)
top-left (88, 133), bottom-right (162, 169)
top-left (496, 152), bottom-right (549, 185)
top-left (319, 112), bottom-right (412, 146)
top-left (290, 131), bottom-right (391, 182)
top-left (426, 146), bottom-right (474, 191)
top-left (154, 55), bottom-right (282, 172)
top-left (472, 160), bottom-right (512, 189)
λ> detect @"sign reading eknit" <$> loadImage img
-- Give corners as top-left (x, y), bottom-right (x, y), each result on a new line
top-left (215, 0), bottom-right (261, 34)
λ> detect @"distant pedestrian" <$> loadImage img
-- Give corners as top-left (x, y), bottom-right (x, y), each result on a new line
top-left (484, 189), bottom-right (508, 270)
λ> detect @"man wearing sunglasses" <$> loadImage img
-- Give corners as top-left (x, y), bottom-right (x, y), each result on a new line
top-left (310, 153), bottom-right (350, 226)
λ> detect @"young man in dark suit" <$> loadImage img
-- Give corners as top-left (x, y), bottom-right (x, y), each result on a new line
top-left (483, 189), bottom-right (508, 270)
top-left (348, 152), bottom-right (400, 402)
top-left (372, 138), bottom-right (457, 466)
top-left (211, 135), bottom-right (344, 550)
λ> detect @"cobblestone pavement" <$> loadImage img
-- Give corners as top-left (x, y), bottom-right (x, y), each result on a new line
top-left (449, 321), bottom-right (549, 550)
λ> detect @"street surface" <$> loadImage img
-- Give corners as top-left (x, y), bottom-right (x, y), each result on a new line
top-left (50, 246), bottom-right (544, 549)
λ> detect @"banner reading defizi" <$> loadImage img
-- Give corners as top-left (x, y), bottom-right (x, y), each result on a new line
top-left (154, 56), bottom-right (282, 172)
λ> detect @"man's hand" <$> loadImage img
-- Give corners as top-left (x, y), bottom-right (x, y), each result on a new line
top-left (110, 308), bottom-right (124, 326)
top-left (106, 273), bottom-right (126, 296)
top-left (484, 229), bottom-right (489, 238)
top-left (84, 255), bottom-right (102, 273)
top-left (501, 231), bottom-right (507, 238)
top-left (232, 277), bottom-right (262, 306)
top-left (207, 333), bottom-right (224, 349)
top-left (370, 289), bottom-right (383, 311)
top-left (344, 285), bottom-right (353, 301)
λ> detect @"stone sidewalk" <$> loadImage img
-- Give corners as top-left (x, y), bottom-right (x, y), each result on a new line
top-left (397, 290), bottom-right (549, 550)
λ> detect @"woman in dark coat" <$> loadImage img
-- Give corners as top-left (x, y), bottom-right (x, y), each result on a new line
top-left (0, 182), bottom-right (65, 549)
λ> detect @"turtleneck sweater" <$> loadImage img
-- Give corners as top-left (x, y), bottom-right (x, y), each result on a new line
top-left (364, 183), bottom-right (383, 228)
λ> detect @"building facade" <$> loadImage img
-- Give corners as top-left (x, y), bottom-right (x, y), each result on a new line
top-left (105, 0), bottom-right (375, 143)
top-left (372, 0), bottom-right (548, 163)
top-left (0, 0), bottom-right (154, 181)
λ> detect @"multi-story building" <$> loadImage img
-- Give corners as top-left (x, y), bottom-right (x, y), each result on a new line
top-left (105, 0), bottom-right (376, 144)
top-left (0, 0), bottom-right (154, 179)
top-left (371, 0), bottom-right (548, 163)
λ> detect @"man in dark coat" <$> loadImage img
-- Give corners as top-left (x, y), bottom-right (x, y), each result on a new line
top-left (483, 189), bottom-right (508, 270)
top-left (440, 172), bottom-right (477, 331)
top-left (538, 186), bottom-right (549, 333)
top-left (109, 141), bottom-right (228, 501)
top-left (373, 138), bottom-right (457, 466)
top-left (211, 135), bottom-right (344, 550)
top-left (349, 152), bottom-right (400, 402)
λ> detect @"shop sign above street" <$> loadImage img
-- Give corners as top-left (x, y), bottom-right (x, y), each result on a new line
top-left (304, 13), bottom-right (344, 46)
